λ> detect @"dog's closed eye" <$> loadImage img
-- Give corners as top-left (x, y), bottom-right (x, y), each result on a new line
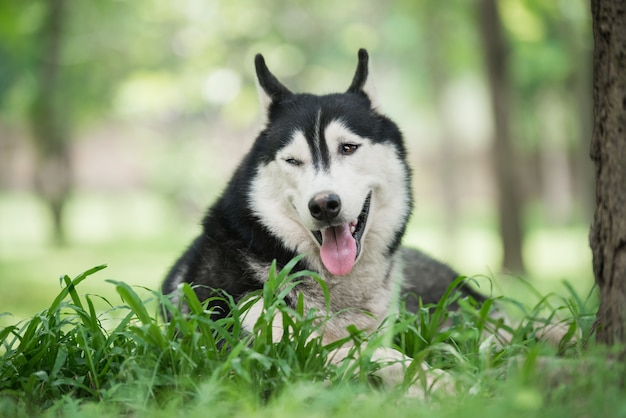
top-left (284, 157), bottom-right (303, 166)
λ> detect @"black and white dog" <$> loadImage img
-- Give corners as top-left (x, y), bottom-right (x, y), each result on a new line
top-left (163, 49), bottom-right (480, 390)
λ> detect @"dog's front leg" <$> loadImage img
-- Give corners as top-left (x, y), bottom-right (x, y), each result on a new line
top-left (240, 296), bottom-right (285, 343)
top-left (240, 297), bottom-right (452, 397)
top-left (328, 345), bottom-right (452, 398)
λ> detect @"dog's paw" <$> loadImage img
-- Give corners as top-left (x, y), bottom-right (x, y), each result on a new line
top-left (370, 348), bottom-right (454, 398)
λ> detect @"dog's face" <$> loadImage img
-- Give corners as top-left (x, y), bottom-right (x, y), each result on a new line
top-left (249, 50), bottom-right (412, 277)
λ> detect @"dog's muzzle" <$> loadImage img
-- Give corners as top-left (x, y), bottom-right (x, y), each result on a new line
top-left (310, 192), bottom-right (371, 276)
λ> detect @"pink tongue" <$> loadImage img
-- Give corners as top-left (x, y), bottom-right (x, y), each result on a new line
top-left (319, 225), bottom-right (357, 276)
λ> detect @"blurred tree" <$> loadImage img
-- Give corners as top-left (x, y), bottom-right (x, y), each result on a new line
top-left (388, 1), bottom-right (468, 257)
top-left (478, 0), bottom-right (526, 273)
top-left (421, 2), bottom-right (473, 258)
top-left (561, 2), bottom-right (594, 222)
top-left (0, 0), bottom-right (151, 244)
top-left (503, 0), bottom-right (592, 226)
top-left (589, 0), bottom-right (626, 347)
top-left (30, 0), bottom-right (71, 245)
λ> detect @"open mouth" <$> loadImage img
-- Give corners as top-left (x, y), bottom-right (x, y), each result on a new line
top-left (312, 192), bottom-right (371, 276)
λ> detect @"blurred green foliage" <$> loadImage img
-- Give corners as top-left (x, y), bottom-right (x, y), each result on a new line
top-left (0, 0), bottom-right (594, 316)
top-left (0, 0), bottom-right (591, 199)
top-left (0, 0), bottom-right (590, 130)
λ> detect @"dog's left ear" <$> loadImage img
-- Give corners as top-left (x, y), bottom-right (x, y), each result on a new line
top-left (347, 49), bottom-right (379, 108)
top-left (255, 54), bottom-right (292, 121)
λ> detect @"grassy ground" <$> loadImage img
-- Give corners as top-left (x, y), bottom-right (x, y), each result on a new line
top-left (0, 262), bottom-right (618, 418)
top-left (1, 191), bottom-right (615, 417)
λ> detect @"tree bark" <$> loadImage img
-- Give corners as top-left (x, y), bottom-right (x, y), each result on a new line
top-left (478, 0), bottom-right (526, 274)
top-left (589, 0), bottom-right (626, 346)
top-left (30, 0), bottom-right (72, 246)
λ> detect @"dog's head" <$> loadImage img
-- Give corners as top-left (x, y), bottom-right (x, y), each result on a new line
top-left (249, 50), bottom-right (412, 277)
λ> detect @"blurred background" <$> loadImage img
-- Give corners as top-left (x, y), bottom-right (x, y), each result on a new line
top-left (0, 0), bottom-right (594, 322)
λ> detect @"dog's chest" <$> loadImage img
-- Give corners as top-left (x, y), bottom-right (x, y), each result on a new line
top-left (293, 272), bottom-right (395, 343)
top-left (245, 254), bottom-right (400, 342)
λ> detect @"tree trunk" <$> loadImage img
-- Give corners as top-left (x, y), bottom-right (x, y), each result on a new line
top-left (30, 0), bottom-right (72, 246)
top-left (478, 0), bottom-right (526, 274)
top-left (589, 0), bottom-right (626, 346)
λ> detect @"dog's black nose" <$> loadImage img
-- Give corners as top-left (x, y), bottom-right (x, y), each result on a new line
top-left (308, 192), bottom-right (341, 221)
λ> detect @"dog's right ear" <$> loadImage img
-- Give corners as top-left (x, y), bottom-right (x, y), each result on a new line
top-left (255, 54), bottom-right (292, 120)
top-left (347, 49), bottom-right (379, 109)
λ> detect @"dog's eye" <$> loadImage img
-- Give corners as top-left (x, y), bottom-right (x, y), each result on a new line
top-left (284, 157), bottom-right (303, 166)
top-left (340, 143), bottom-right (359, 155)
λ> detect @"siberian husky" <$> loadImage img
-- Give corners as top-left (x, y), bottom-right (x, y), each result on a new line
top-left (162, 49), bottom-right (481, 392)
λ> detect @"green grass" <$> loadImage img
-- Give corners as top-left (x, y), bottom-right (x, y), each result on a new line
top-left (1, 260), bottom-right (620, 418)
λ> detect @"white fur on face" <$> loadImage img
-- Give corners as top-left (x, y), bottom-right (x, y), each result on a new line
top-left (248, 118), bottom-right (411, 270)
